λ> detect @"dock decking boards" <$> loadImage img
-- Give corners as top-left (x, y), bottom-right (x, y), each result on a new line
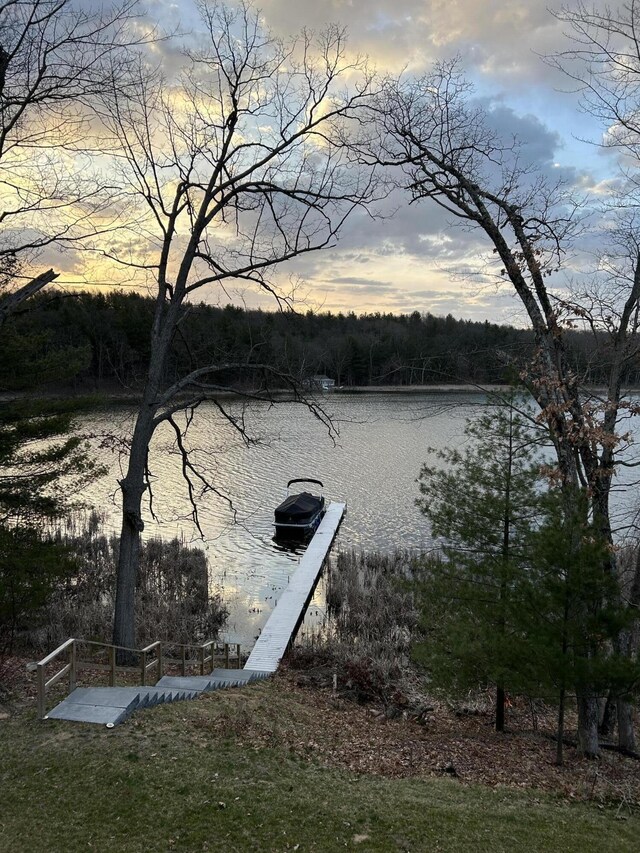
top-left (244, 501), bottom-right (346, 673)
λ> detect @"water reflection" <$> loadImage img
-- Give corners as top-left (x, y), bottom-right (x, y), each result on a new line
top-left (270, 535), bottom-right (309, 556)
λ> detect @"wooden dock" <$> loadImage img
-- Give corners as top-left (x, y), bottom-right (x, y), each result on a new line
top-left (244, 501), bottom-right (346, 673)
top-left (39, 502), bottom-right (344, 726)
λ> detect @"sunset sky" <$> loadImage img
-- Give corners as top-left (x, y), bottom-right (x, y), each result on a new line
top-left (60, 0), bottom-right (618, 324)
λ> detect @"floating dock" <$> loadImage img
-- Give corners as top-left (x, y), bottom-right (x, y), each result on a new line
top-left (244, 501), bottom-right (346, 673)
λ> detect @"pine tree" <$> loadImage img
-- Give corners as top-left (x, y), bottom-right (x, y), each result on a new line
top-left (0, 304), bottom-right (102, 651)
top-left (414, 392), bottom-right (545, 731)
top-left (520, 492), bottom-right (638, 763)
top-left (414, 393), bottom-right (640, 753)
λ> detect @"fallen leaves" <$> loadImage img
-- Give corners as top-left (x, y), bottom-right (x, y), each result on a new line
top-left (204, 671), bottom-right (640, 808)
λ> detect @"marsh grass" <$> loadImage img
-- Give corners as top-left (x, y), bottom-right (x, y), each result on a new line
top-left (6, 512), bottom-right (227, 655)
top-left (291, 550), bottom-right (422, 707)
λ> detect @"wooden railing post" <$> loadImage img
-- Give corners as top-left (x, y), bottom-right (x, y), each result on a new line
top-left (200, 645), bottom-right (205, 676)
top-left (236, 643), bottom-right (241, 669)
top-left (224, 643), bottom-right (229, 669)
top-left (109, 646), bottom-right (116, 687)
top-left (181, 645), bottom-right (187, 676)
top-left (157, 642), bottom-right (163, 683)
top-left (34, 637), bottom-right (76, 720)
top-left (69, 640), bottom-right (76, 693)
top-left (141, 650), bottom-right (147, 686)
top-left (36, 664), bottom-right (46, 720)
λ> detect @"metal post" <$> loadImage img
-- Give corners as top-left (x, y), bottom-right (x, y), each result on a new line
top-left (224, 643), bottom-right (229, 669)
top-left (236, 643), bottom-right (241, 669)
top-left (109, 646), bottom-right (116, 687)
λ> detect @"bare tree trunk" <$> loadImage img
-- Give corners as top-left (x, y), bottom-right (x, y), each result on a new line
top-left (556, 685), bottom-right (566, 766)
top-left (577, 692), bottom-right (599, 757)
top-left (616, 551), bottom-right (640, 751)
top-left (557, 593), bottom-right (570, 765)
top-left (617, 700), bottom-right (636, 752)
top-left (113, 504), bottom-right (142, 655)
top-left (496, 684), bottom-right (505, 732)
top-left (495, 406), bottom-right (513, 735)
top-left (599, 694), bottom-right (617, 739)
top-left (113, 404), bottom-right (156, 654)
top-left (616, 627), bottom-right (637, 751)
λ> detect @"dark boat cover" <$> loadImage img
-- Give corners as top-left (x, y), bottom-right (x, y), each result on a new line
top-left (274, 491), bottom-right (324, 523)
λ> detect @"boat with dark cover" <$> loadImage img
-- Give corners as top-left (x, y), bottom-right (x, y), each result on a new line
top-left (274, 479), bottom-right (325, 539)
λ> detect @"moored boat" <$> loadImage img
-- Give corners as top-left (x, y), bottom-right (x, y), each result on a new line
top-left (274, 478), bottom-right (326, 539)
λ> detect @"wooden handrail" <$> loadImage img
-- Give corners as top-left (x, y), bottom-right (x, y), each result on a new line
top-left (78, 638), bottom-right (141, 654)
top-left (48, 637), bottom-right (224, 655)
top-left (37, 637), bottom-right (75, 668)
top-left (37, 638), bottom-right (77, 719)
top-left (36, 636), bottom-right (240, 720)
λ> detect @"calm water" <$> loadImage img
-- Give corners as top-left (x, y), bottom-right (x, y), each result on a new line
top-left (79, 392), bottom-right (640, 648)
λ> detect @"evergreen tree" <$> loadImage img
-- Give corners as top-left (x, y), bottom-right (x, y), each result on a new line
top-left (414, 392), bottom-right (545, 731)
top-left (0, 306), bottom-right (102, 651)
top-left (414, 395), bottom-right (640, 753)
top-left (520, 492), bottom-right (639, 763)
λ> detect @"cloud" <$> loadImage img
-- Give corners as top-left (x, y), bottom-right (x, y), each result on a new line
top-left (258, 0), bottom-right (572, 81)
top-left (325, 276), bottom-right (394, 290)
top-left (56, 0), bottom-right (612, 325)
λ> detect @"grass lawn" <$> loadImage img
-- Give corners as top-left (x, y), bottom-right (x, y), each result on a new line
top-left (0, 679), bottom-right (638, 852)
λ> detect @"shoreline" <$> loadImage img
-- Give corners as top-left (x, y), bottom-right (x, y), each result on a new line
top-left (0, 383), bottom-right (510, 405)
top-left (3, 382), bottom-right (634, 405)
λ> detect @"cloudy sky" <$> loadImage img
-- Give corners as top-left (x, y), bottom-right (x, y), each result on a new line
top-left (72, 0), bottom-right (618, 323)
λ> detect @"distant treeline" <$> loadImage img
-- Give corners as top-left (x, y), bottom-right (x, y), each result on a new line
top-left (1, 290), bottom-right (636, 392)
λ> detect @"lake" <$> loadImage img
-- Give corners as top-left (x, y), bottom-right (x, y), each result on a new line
top-left (79, 391), bottom-right (640, 649)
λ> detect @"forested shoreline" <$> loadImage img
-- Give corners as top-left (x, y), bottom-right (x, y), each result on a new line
top-left (2, 289), bottom-right (633, 394)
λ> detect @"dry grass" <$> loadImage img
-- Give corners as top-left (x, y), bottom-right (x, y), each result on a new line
top-left (5, 513), bottom-right (227, 658)
top-left (292, 550), bottom-right (419, 708)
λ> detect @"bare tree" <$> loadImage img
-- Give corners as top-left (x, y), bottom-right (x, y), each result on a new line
top-left (0, 0), bottom-right (144, 318)
top-left (94, 1), bottom-right (378, 652)
top-left (547, 0), bottom-right (640, 754)
top-left (549, 1), bottom-right (640, 167)
top-left (358, 57), bottom-right (640, 756)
